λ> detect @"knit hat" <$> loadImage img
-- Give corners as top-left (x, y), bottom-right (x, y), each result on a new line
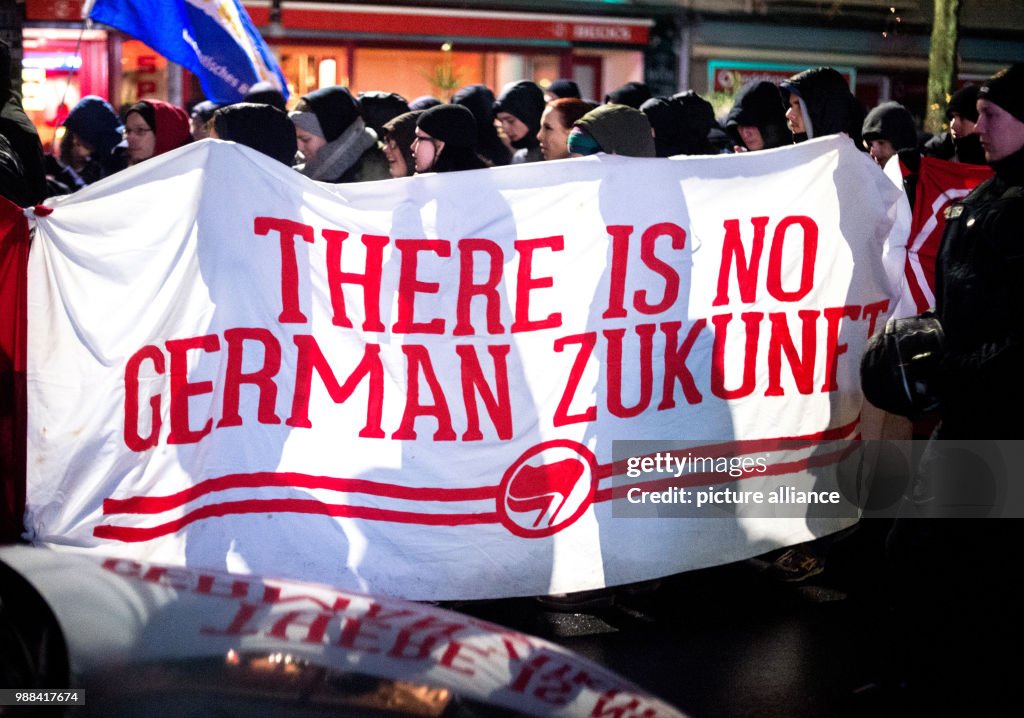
top-left (416, 104), bottom-right (477, 148)
top-left (243, 81), bottom-right (287, 112)
top-left (946, 85), bottom-right (980, 122)
top-left (979, 64), bottom-right (1024, 124)
top-left (358, 91), bottom-right (410, 136)
top-left (604, 81), bottom-right (652, 109)
top-left (409, 95), bottom-right (442, 111)
top-left (63, 95), bottom-right (123, 157)
top-left (293, 86), bottom-right (362, 143)
top-left (212, 102), bottom-right (297, 165)
top-left (547, 79), bottom-right (581, 99)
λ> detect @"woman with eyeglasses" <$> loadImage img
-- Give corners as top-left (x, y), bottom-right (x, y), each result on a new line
top-left (123, 99), bottom-right (191, 166)
top-left (412, 104), bottom-right (489, 174)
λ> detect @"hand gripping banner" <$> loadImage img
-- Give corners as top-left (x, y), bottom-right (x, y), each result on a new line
top-left (24, 137), bottom-right (907, 600)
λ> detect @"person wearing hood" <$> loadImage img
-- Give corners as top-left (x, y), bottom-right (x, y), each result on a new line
top-left (923, 84), bottom-right (986, 165)
top-left (0, 39), bottom-right (47, 204)
top-left (641, 92), bottom-right (718, 157)
top-left (861, 101), bottom-right (919, 168)
top-left (123, 99), bottom-right (191, 166)
top-left (288, 85), bottom-right (389, 183)
top-left (52, 95), bottom-right (126, 190)
top-left (861, 101), bottom-right (922, 203)
top-left (453, 84), bottom-right (511, 167)
top-left (209, 103), bottom-right (297, 166)
top-left (380, 110), bottom-right (422, 178)
top-left (412, 104), bottom-right (489, 174)
top-left (568, 104), bottom-right (655, 158)
top-left (493, 80), bottom-right (546, 164)
top-left (724, 80), bottom-right (791, 152)
top-left (780, 67), bottom-right (866, 148)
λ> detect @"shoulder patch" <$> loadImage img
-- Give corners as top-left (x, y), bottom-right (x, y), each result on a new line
top-left (945, 205), bottom-right (964, 219)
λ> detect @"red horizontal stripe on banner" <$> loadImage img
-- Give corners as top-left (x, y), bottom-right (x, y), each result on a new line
top-left (104, 472), bottom-right (498, 515)
top-left (95, 498), bottom-right (498, 542)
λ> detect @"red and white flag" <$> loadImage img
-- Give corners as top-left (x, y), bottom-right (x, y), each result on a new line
top-left (904, 156), bottom-right (993, 314)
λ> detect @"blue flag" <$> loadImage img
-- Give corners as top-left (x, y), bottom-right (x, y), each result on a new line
top-left (87, 0), bottom-right (289, 105)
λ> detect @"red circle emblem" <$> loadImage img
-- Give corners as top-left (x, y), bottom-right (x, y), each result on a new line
top-left (497, 440), bottom-right (598, 538)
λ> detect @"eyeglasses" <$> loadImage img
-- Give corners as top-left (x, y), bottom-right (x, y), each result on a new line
top-left (412, 133), bottom-right (436, 146)
top-left (123, 127), bottom-right (153, 137)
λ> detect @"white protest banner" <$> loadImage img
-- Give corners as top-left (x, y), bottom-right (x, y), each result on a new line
top-left (25, 137), bottom-right (906, 600)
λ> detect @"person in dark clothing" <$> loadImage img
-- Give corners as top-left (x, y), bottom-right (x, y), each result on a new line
top-left (357, 91), bottom-right (410, 139)
top-left (878, 66), bottom-right (1024, 716)
top-left (568, 104), bottom-right (655, 158)
top-left (780, 67), bottom-right (866, 148)
top-left (412, 103), bottom-right (489, 174)
top-left (641, 92), bottom-right (718, 156)
top-left (288, 85), bottom-right (390, 183)
top-left (922, 84), bottom-right (986, 165)
top-left (861, 101), bottom-right (918, 168)
top-left (452, 84), bottom-right (511, 167)
top-left (0, 39), bottom-right (47, 205)
top-left (380, 110), bottom-right (422, 178)
top-left (493, 80), bottom-right (545, 164)
top-left (862, 101), bottom-right (922, 204)
top-left (724, 80), bottom-right (791, 152)
top-left (50, 95), bottom-right (126, 190)
top-left (604, 81), bottom-right (651, 109)
top-left (930, 64), bottom-right (1024, 440)
top-left (210, 102), bottom-right (297, 166)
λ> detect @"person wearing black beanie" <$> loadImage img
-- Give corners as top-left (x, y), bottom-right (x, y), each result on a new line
top-left (452, 84), bottom-right (511, 167)
top-left (604, 81), bottom-right (651, 109)
top-left (493, 80), bottom-right (545, 163)
top-left (210, 102), bottom-right (297, 166)
top-left (413, 103), bottom-right (489, 173)
top-left (724, 80), bottom-right (791, 151)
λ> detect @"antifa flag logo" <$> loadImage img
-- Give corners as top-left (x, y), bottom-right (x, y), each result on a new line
top-left (498, 441), bottom-right (598, 538)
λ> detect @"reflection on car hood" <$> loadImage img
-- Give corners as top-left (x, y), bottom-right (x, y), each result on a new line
top-left (0, 546), bottom-right (687, 717)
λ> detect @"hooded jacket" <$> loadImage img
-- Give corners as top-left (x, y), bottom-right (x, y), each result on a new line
top-left (127, 99), bottom-right (191, 159)
top-left (453, 84), bottom-right (511, 167)
top-left (862, 101), bottom-right (918, 152)
top-left (724, 80), bottom-right (791, 150)
top-left (574, 104), bottom-right (655, 158)
top-left (291, 86), bottom-right (390, 183)
top-left (494, 81), bottom-right (544, 160)
top-left (780, 67), bottom-right (866, 147)
top-left (642, 92), bottom-right (720, 156)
